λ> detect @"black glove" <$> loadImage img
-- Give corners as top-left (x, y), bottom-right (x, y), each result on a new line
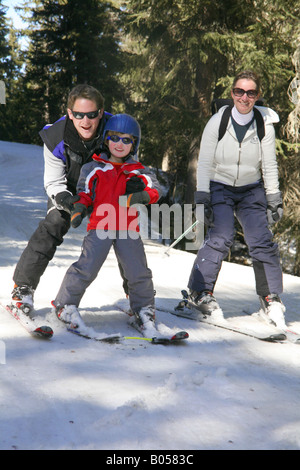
top-left (125, 176), bottom-right (146, 194)
top-left (119, 191), bottom-right (150, 207)
top-left (71, 203), bottom-right (88, 228)
top-left (55, 191), bottom-right (80, 214)
top-left (194, 191), bottom-right (214, 227)
top-left (266, 192), bottom-right (283, 225)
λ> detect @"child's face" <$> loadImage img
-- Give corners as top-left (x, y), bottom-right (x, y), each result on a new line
top-left (107, 132), bottom-right (133, 162)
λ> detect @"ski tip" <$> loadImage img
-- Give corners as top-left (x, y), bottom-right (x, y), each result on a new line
top-left (170, 331), bottom-right (189, 341)
top-left (33, 326), bottom-right (54, 339)
top-left (151, 331), bottom-right (189, 344)
top-left (264, 333), bottom-right (286, 342)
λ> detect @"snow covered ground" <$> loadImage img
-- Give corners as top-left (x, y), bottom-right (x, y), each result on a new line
top-left (1, 140), bottom-right (300, 451)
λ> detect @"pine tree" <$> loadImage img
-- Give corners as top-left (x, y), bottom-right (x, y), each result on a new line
top-left (0, 1), bottom-right (24, 141)
top-left (17, 0), bottom-right (124, 144)
top-left (0, 2), bottom-right (9, 70)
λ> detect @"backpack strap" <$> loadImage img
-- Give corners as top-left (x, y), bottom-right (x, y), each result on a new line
top-left (218, 104), bottom-right (265, 142)
top-left (218, 104), bottom-right (233, 141)
top-left (253, 107), bottom-right (265, 142)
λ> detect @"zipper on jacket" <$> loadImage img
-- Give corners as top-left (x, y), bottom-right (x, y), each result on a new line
top-left (233, 142), bottom-right (242, 186)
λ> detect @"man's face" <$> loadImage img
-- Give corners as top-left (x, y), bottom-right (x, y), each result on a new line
top-left (67, 98), bottom-right (103, 141)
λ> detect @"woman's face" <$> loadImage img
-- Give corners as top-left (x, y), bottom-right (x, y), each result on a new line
top-left (231, 78), bottom-right (260, 114)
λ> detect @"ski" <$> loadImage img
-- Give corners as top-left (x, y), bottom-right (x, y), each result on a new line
top-left (50, 306), bottom-right (121, 343)
top-left (67, 324), bottom-right (187, 344)
top-left (250, 310), bottom-right (300, 344)
top-left (171, 305), bottom-right (286, 343)
top-left (67, 326), bottom-right (122, 343)
top-left (1, 303), bottom-right (53, 339)
top-left (162, 291), bottom-right (286, 344)
top-left (281, 328), bottom-right (300, 344)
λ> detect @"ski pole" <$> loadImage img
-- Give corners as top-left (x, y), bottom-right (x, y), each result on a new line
top-left (164, 220), bottom-right (199, 255)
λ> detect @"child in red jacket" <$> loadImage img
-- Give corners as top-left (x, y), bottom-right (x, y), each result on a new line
top-left (52, 114), bottom-right (161, 332)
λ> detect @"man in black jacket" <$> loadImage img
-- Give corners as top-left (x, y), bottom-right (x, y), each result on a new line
top-left (11, 84), bottom-right (111, 313)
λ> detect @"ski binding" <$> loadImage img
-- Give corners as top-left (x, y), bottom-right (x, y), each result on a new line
top-left (123, 307), bottom-right (189, 344)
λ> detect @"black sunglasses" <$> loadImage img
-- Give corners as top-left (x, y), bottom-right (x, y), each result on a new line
top-left (232, 88), bottom-right (258, 99)
top-left (71, 110), bottom-right (100, 119)
top-left (107, 135), bottom-right (133, 145)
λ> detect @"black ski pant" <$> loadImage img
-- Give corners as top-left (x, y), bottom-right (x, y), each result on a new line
top-left (13, 199), bottom-right (70, 290)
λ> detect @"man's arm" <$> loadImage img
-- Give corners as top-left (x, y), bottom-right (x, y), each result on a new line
top-left (43, 144), bottom-right (69, 199)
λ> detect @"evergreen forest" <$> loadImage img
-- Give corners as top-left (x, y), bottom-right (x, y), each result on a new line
top-left (0, 0), bottom-right (299, 274)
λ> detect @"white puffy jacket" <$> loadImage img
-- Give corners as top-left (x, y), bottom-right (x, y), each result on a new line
top-left (197, 105), bottom-right (280, 195)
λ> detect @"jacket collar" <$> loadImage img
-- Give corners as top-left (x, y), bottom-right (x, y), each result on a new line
top-left (64, 115), bottom-right (103, 157)
top-left (92, 152), bottom-right (138, 165)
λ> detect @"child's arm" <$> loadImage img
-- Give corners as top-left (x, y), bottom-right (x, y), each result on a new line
top-left (120, 167), bottom-right (162, 207)
top-left (70, 163), bottom-right (95, 227)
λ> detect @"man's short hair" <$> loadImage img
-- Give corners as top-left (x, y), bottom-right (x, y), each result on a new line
top-left (67, 84), bottom-right (104, 110)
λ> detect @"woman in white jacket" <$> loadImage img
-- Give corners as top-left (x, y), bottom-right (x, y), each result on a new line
top-left (187, 70), bottom-right (286, 328)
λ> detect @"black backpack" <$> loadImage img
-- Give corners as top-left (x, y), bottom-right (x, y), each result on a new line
top-left (211, 98), bottom-right (265, 142)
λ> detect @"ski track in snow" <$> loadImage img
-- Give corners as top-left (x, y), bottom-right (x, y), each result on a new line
top-left (1, 140), bottom-right (300, 451)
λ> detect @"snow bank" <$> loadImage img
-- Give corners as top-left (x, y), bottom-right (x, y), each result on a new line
top-left (1, 140), bottom-right (300, 451)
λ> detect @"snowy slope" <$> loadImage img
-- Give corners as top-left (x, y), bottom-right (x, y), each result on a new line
top-left (1, 140), bottom-right (300, 451)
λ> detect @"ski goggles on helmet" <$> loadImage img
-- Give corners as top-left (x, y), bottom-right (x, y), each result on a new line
top-left (232, 88), bottom-right (258, 99)
top-left (107, 135), bottom-right (133, 145)
top-left (71, 110), bottom-right (100, 119)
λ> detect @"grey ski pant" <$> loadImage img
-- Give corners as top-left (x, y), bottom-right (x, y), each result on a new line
top-left (188, 181), bottom-right (283, 297)
top-left (54, 229), bottom-right (154, 313)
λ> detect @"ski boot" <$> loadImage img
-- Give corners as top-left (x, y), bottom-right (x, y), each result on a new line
top-left (11, 285), bottom-right (34, 316)
top-left (187, 290), bottom-right (224, 319)
top-left (52, 302), bottom-right (85, 329)
top-left (259, 294), bottom-right (286, 329)
top-left (131, 305), bottom-right (157, 335)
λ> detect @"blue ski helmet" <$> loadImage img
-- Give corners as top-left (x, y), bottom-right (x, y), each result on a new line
top-left (103, 114), bottom-right (141, 155)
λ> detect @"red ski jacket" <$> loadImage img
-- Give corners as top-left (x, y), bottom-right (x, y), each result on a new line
top-left (76, 153), bottom-right (161, 232)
